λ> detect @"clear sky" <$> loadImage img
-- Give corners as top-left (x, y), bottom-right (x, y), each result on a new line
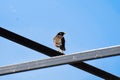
top-left (0, 0), bottom-right (120, 80)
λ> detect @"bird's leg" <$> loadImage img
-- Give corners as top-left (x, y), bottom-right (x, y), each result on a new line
top-left (58, 49), bottom-right (63, 53)
top-left (60, 50), bottom-right (63, 53)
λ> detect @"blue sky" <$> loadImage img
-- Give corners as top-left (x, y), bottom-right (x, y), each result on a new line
top-left (0, 0), bottom-right (120, 80)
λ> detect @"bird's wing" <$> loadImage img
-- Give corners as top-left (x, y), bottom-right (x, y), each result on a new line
top-left (60, 37), bottom-right (65, 51)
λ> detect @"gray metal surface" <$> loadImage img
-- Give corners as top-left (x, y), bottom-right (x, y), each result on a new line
top-left (0, 27), bottom-right (120, 79)
top-left (0, 45), bottom-right (120, 77)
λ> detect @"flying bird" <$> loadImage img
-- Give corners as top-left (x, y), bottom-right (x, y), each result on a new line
top-left (53, 32), bottom-right (66, 53)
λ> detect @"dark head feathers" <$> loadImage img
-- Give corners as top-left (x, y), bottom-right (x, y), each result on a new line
top-left (57, 32), bottom-right (65, 36)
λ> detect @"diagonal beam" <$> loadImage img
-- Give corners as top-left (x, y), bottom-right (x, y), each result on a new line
top-left (0, 45), bottom-right (120, 77)
top-left (0, 27), bottom-right (119, 79)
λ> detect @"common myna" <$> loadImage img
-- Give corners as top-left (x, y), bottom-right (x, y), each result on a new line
top-left (53, 32), bottom-right (66, 53)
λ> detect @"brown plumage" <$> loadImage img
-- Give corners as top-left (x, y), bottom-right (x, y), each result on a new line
top-left (53, 32), bottom-right (66, 53)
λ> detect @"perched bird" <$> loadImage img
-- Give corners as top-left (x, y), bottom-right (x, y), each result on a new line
top-left (53, 32), bottom-right (66, 53)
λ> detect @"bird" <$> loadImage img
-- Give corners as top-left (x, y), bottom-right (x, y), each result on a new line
top-left (53, 32), bottom-right (66, 53)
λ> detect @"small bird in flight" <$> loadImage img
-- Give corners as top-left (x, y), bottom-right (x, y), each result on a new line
top-left (53, 32), bottom-right (66, 53)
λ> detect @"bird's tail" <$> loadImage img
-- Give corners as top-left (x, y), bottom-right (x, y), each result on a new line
top-left (60, 46), bottom-right (66, 51)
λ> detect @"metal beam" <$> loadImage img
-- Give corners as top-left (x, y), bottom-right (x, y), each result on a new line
top-left (0, 45), bottom-right (120, 78)
top-left (0, 27), bottom-right (119, 79)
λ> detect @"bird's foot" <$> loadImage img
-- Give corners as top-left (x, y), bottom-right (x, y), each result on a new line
top-left (58, 49), bottom-right (63, 53)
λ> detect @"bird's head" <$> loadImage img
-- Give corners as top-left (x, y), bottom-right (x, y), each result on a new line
top-left (57, 32), bottom-right (65, 36)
